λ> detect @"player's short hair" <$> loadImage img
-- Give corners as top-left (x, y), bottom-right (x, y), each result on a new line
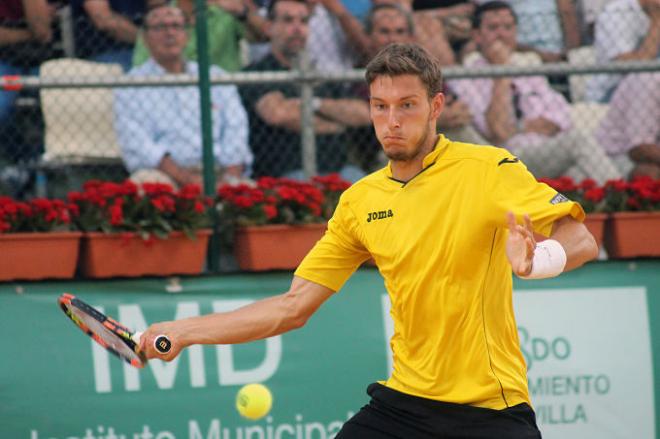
top-left (365, 43), bottom-right (443, 98)
top-left (472, 1), bottom-right (517, 29)
top-left (268, 0), bottom-right (310, 20)
top-left (365, 3), bottom-right (415, 36)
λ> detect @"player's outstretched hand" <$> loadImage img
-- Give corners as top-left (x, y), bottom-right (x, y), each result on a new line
top-left (139, 321), bottom-right (184, 362)
top-left (505, 211), bottom-right (535, 277)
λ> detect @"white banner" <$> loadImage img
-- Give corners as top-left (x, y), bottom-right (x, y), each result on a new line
top-left (514, 287), bottom-right (654, 439)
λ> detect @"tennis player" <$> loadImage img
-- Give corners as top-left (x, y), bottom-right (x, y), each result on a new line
top-left (140, 43), bottom-right (598, 438)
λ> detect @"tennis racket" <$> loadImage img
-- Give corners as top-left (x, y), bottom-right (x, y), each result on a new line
top-left (58, 293), bottom-right (172, 368)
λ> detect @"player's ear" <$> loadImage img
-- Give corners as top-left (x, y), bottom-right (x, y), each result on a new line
top-left (431, 92), bottom-right (445, 119)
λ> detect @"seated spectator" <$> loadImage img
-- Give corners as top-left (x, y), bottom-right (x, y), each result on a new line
top-left (579, 0), bottom-right (616, 42)
top-left (500, 0), bottom-right (581, 62)
top-left (372, 0), bottom-right (458, 64)
top-left (364, 2), bottom-right (415, 58)
top-left (585, 0), bottom-right (660, 102)
top-left (0, 0), bottom-right (57, 124)
top-left (71, 0), bottom-right (153, 71)
top-left (240, 0), bottom-right (370, 181)
top-left (0, 0), bottom-right (61, 178)
top-left (450, 1), bottom-right (621, 183)
top-left (595, 72), bottom-right (660, 178)
top-left (306, 0), bottom-right (371, 71)
top-left (113, 5), bottom-right (253, 188)
top-left (414, 0), bottom-right (475, 61)
top-left (133, 0), bottom-right (269, 72)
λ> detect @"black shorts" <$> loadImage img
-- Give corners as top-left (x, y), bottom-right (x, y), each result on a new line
top-left (335, 383), bottom-right (542, 439)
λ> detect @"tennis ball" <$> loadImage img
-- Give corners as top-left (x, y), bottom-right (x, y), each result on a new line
top-left (236, 383), bottom-right (273, 420)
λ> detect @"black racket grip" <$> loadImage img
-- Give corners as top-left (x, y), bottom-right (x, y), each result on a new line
top-left (154, 334), bottom-right (172, 354)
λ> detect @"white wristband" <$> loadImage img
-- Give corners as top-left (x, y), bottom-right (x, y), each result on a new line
top-left (519, 239), bottom-right (567, 279)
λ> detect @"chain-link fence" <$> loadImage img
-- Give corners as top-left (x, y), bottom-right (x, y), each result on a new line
top-left (1, 0), bottom-right (659, 199)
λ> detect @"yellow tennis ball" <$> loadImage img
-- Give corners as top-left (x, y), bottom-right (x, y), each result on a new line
top-left (236, 383), bottom-right (273, 420)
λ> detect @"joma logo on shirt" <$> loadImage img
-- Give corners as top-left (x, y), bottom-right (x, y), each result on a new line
top-left (367, 209), bottom-right (394, 222)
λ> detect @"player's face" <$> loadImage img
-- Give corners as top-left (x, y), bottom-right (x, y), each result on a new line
top-left (369, 74), bottom-right (444, 162)
top-left (474, 8), bottom-right (517, 50)
top-left (144, 8), bottom-right (188, 64)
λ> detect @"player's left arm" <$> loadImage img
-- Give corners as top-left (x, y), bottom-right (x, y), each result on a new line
top-left (548, 214), bottom-right (598, 272)
top-left (507, 211), bottom-right (598, 278)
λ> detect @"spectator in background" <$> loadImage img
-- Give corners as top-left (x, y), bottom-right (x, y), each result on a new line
top-left (240, 0), bottom-right (370, 181)
top-left (133, 0), bottom-right (269, 72)
top-left (579, 0), bottom-right (615, 42)
top-left (0, 0), bottom-right (58, 123)
top-left (497, 0), bottom-right (581, 62)
top-left (595, 73), bottom-right (660, 178)
top-left (585, 0), bottom-right (660, 102)
top-left (372, 0), bottom-right (458, 64)
top-left (306, 0), bottom-right (371, 71)
top-left (113, 5), bottom-right (252, 187)
top-left (71, 0), bottom-right (153, 71)
top-left (0, 0), bottom-right (61, 180)
top-left (450, 1), bottom-right (621, 183)
top-left (412, 0), bottom-right (474, 62)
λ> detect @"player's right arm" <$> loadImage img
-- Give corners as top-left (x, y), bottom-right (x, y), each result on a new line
top-left (139, 276), bottom-right (334, 361)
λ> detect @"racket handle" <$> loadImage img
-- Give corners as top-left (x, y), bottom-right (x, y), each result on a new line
top-left (133, 332), bottom-right (172, 354)
top-left (154, 334), bottom-right (172, 354)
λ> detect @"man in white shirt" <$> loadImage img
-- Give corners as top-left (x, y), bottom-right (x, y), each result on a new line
top-left (586, 0), bottom-right (660, 102)
top-left (113, 5), bottom-right (252, 187)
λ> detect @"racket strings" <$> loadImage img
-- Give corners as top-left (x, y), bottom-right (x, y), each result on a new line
top-left (59, 294), bottom-right (146, 368)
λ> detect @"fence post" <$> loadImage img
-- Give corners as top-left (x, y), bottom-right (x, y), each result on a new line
top-left (298, 49), bottom-right (317, 179)
top-left (194, 0), bottom-right (219, 272)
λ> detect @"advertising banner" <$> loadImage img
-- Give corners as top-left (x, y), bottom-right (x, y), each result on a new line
top-left (1, 261), bottom-right (658, 439)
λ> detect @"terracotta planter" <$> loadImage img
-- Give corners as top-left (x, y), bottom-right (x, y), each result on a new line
top-left (583, 213), bottom-right (607, 250)
top-left (234, 223), bottom-right (327, 271)
top-left (0, 231), bottom-right (82, 281)
top-left (605, 211), bottom-right (660, 259)
top-left (79, 229), bottom-right (212, 278)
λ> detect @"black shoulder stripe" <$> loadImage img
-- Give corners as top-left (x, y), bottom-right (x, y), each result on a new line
top-left (498, 157), bottom-right (520, 166)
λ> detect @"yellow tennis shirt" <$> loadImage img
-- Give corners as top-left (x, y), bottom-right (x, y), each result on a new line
top-left (295, 135), bottom-right (584, 410)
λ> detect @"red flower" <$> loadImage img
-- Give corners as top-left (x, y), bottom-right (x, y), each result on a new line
top-left (0, 196), bottom-right (75, 233)
top-left (580, 178), bottom-right (597, 191)
top-left (67, 179), bottom-right (210, 237)
top-left (602, 176), bottom-right (660, 212)
top-left (234, 196), bottom-right (255, 208)
top-left (584, 188), bottom-right (604, 203)
top-left (109, 203), bottom-right (124, 226)
top-left (216, 176), bottom-right (352, 228)
top-left (606, 179), bottom-right (628, 192)
top-left (263, 204), bottom-right (277, 219)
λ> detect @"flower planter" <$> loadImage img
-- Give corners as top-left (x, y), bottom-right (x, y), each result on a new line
top-left (234, 223), bottom-right (327, 271)
top-left (0, 232), bottom-right (82, 281)
top-left (605, 211), bottom-right (660, 258)
top-left (583, 213), bottom-right (607, 250)
top-left (79, 229), bottom-right (212, 278)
